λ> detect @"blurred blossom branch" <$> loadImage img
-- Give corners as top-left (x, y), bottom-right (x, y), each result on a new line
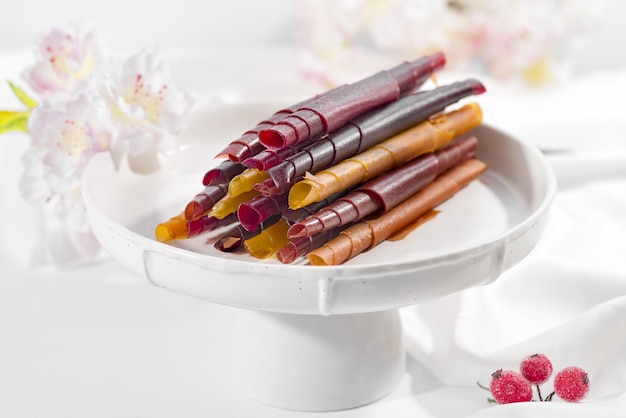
top-left (296, 0), bottom-right (607, 86)
top-left (1, 23), bottom-right (194, 267)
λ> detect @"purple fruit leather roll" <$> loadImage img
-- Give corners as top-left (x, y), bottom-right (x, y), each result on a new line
top-left (258, 52), bottom-right (446, 150)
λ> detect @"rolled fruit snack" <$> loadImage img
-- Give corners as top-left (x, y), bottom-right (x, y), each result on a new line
top-left (257, 79), bottom-right (485, 197)
top-left (155, 212), bottom-right (188, 242)
top-left (307, 158), bottom-right (488, 266)
top-left (214, 214), bottom-right (281, 252)
top-left (258, 52), bottom-right (446, 149)
top-left (228, 169), bottom-right (270, 197)
top-left (237, 193), bottom-right (289, 232)
top-left (281, 189), bottom-right (351, 225)
top-left (288, 102), bottom-right (483, 209)
top-left (209, 189), bottom-right (259, 219)
top-left (215, 90), bottom-right (340, 163)
top-left (241, 135), bottom-right (318, 171)
top-left (244, 218), bottom-right (291, 259)
top-left (202, 134), bottom-right (316, 188)
top-left (276, 227), bottom-right (345, 264)
top-left (156, 211), bottom-right (239, 242)
top-left (287, 135), bottom-right (479, 238)
top-left (202, 159), bottom-right (246, 186)
top-left (184, 182), bottom-right (229, 220)
top-left (187, 212), bottom-right (239, 238)
top-left (273, 191), bottom-right (353, 261)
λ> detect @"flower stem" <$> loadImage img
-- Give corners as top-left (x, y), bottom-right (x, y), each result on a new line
top-left (546, 391), bottom-right (556, 401)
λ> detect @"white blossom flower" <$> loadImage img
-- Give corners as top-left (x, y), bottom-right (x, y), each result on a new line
top-left (22, 90), bottom-right (116, 206)
top-left (296, 0), bottom-right (607, 84)
top-left (19, 92), bottom-right (117, 264)
top-left (22, 23), bottom-right (108, 97)
top-left (101, 49), bottom-right (194, 172)
top-left (3, 23), bottom-right (196, 267)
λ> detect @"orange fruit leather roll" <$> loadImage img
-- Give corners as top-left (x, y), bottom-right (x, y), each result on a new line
top-left (155, 212), bottom-right (188, 242)
top-left (306, 158), bottom-right (488, 266)
top-left (288, 102), bottom-right (483, 210)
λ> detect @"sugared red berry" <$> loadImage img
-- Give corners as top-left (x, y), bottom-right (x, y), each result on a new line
top-left (490, 369), bottom-right (533, 404)
top-left (520, 353), bottom-right (553, 384)
top-left (554, 366), bottom-right (589, 402)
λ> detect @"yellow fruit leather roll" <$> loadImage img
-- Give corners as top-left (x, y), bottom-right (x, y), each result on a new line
top-left (244, 218), bottom-right (290, 259)
top-left (210, 189), bottom-right (259, 219)
top-left (228, 168), bottom-right (270, 197)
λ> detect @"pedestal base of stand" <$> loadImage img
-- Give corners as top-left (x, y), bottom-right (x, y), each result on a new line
top-left (232, 309), bottom-right (405, 412)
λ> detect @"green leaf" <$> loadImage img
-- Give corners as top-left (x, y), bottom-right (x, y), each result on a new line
top-left (7, 80), bottom-right (37, 109)
top-left (0, 110), bottom-right (30, 133)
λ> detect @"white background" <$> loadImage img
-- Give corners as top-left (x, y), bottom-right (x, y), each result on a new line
top-left (0, 0), bottom-right (625, 74)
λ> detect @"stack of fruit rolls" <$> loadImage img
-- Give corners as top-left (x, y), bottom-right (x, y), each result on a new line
top-left (156, 52), bottom-right (489, 265)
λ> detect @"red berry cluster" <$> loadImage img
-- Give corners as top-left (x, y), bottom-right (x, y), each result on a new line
top-left (484, 354), bottom-right (589, 404)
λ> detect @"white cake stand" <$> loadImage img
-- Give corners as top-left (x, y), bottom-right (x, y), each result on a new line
top-left (82, 102), bottom-right (556, 412)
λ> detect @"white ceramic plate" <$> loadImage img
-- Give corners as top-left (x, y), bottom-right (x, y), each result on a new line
top-left (82, 101), bottom-right (557, 315)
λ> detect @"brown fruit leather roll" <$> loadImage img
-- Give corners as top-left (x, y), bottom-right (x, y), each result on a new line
top-left (306, 158), bottom-right (488, 266)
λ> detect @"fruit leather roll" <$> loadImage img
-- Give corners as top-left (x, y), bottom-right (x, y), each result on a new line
top-left (209, 189), bottom-right (259, 219)
top-left (281, 189), bottom-right (351, 225)
top-left (228, 169), bottom-right (270, 197)
top-left (187, 212), bottom-right (239, 238)
top-left (241, 135), bottom-right (318, 171)
top-left (237, 192), bottom-right (289, 232)
top-left (258, 52), bottom-right (446, 149)
top-left (276, 227), bottom-right (345, 264)
top-left (155, 211), bottom-right (238, 241)
top-left (288, 135), bottom-right (478, 238)
top-left (215, 89), bottom-right (343, 162)
top-left (202, 160), bottom-right (246, 186)
top-left (244, 218), bottom-right (290, 259)
top-left (257, 79), bottom-right (485, 197)
top-left (185, 182), bottom-right (229, 220)
top-left (288, 102), bottom-right (483, 209)
top-left (155, 212), bottom-right (188, 242)
top-left (214, 214), bottom-right (281, 252)
top-left (307, 158), bottom-right (488, 266)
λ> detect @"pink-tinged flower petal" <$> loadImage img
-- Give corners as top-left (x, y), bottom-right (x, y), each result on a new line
top-left (20, 90), bottom-right (116, 267)
top-left (103, 49), bottom-right (194, 172)
top-left (22, 61), bottom-right (69, 96)
top-left (22, 24), bottom-right (108, 96)
top-left (28, 92), bottom-right (117, 167)
top-left (21, 91), bottom-right (117, 216)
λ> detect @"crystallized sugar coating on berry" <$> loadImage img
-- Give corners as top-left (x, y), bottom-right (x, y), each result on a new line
top-left (520, 353), bottom-right (553, 384)
top-left (490, 369), bottom-right (533, 404)
top-left (554, 366), bottom-right (590, 402)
